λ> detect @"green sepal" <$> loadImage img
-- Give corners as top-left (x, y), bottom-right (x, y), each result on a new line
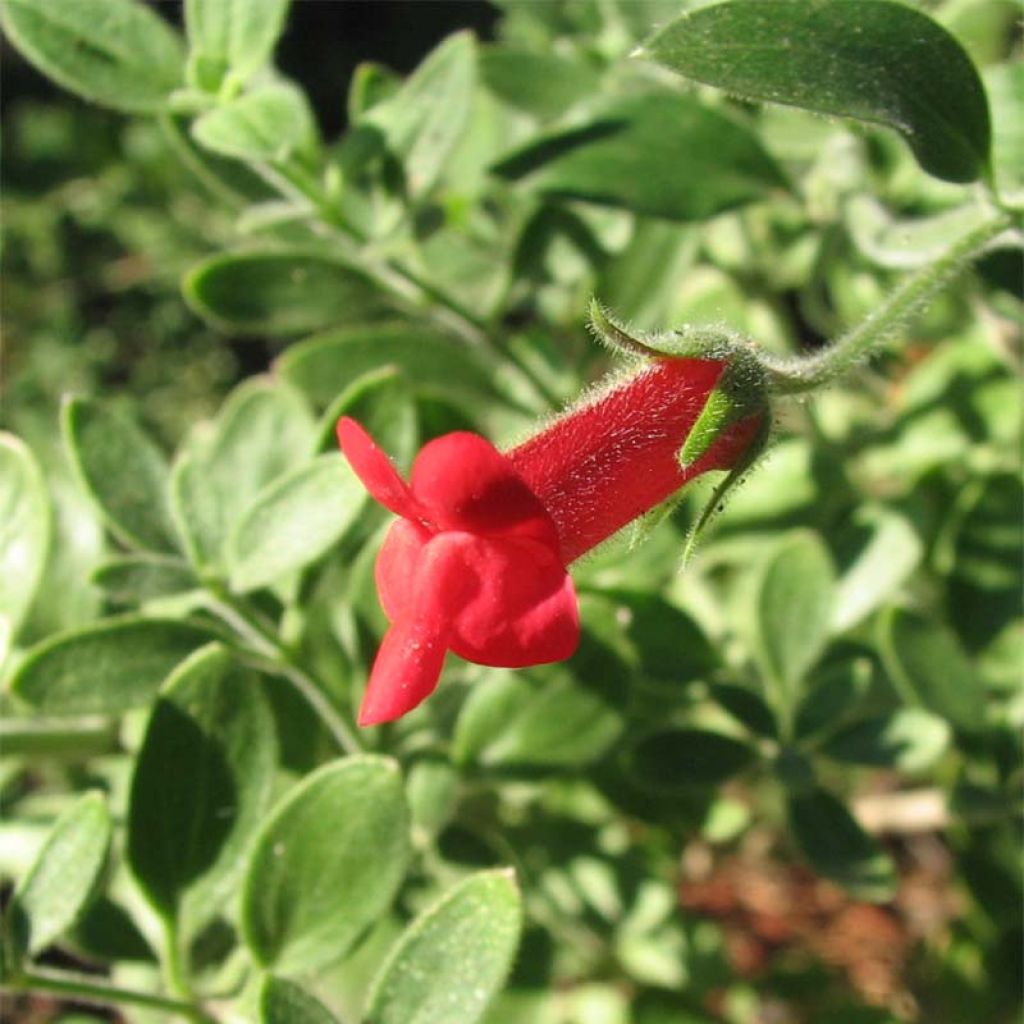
top-left (680, 412), bottom-right (773, 568)
top-left (678, 364), bottom-right (766, 469)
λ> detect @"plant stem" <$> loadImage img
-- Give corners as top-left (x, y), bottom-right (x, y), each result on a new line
top-left (764, 210), bottom-right (1015, 393)
top-left (205, 591), bottom-right (363, 756)
top-left (5, 966), bottom-right (217, 1023)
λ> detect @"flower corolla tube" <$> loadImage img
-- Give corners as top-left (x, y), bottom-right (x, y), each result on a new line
top-left (337, 355), bottom-right (763, 725)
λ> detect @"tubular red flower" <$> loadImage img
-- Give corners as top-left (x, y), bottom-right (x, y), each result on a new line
top-left (337, 356), bottom-right (763, 726)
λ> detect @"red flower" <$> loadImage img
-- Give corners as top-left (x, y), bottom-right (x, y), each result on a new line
top-left (338, 356), bottom-right (762, 726)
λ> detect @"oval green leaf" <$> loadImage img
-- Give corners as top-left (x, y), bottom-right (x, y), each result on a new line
top-left (7, 792), bottom-right (111, 962)
top-left (171, 377), bottom-right (316, 576)
top-left (62, 396), bottom-right (178, 553)
top-left (128, 645), bottom-right (277, 933)
top-left (90, 554), bottom-right (197, 605)
top-left (184, 251), bottom-right (393, 336)
top-left (641, 0), bottom-right (991, 183)
top-left (227, 453), bottom-right (366, 592)
top-left (821, 708), bottom-right (951, 773)
top-left (240, 756), bottom-right (410, 975)
top-left (185, 0), bottom-right (289, 88)
top-left (493, 91), bottom-right (786, 221)
top-left (624, 728), bottom-right (756, 792)
top-left (0, 0), bottom-right (183, 113)
top-left (9, 617), bottom-right (213, 715)
top-left (750, 531), bottom-right (836, 715)
top-left (259, 976), bottom-right (341, 1024)
top-left (0, 434), bottom-right (50, 663)
top-left (787, 788), bottom-right (896, 901)
top-left (877, 607), bottom-right (985, 733)
top-left (365, 870), bottom-right (522, 1024)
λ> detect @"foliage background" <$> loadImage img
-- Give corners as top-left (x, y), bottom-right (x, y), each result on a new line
top-left (1, 1), bottom-right (1021, 1023)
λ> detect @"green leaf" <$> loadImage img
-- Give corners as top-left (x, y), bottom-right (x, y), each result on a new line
top-left (7, 792), bottom-right (111, 962)
top-left (492, 91), bottom-right (786, 221)
top-left (787, 788), bottom-right (896, 901)
top-left (984, 62), bottom-right (1024, 202)
top-left (624, 728), bottom-right (756, 792)
top-left (750, 531), bottom-right (836, 715)
top-left (794, 656), bottom-right (875, 742)
top-left (185, 0), bottom-right (289, 89)
top-left (0, 0), bottom-right (183, 113)
top-left (192, 84), bottom-right (316, 163)
top-left (709, 683), bottom-right (778, 739)
top-left (171, 378), bottom-right (316, 576)
top-left (184, 251), bottom-right (392, 336)
top-left (821, 709), bottom-right (951, 773)
top-left (62, 397), bottom-right (177, 553)
top-left (9, 617), bottom-right (213, 715)
top-left (832, 508), bottom-right (923, 633)
top-left (128, 645), bottom-right (276, 934)
top-left (365, 870), bottom-right (522, 1024)
top-left (90, 554), bottom-right (197, 605)
top-left (480, 47), bottom-right (599, 121)
top-left (641, 0), bottom-right (991, 183)
top-left (458, 669), bottom-right (623, 769)
top-left (227, 453), bottom-right (365, 592)
top-left (0, 434), bottom-right (50, 663)
top-left (259, 976), bottom-right (341, 1024)
top-left (277, 323), bottom-right (504, 411)
top-left (877, 608), bottom-right (985, 733)
top-left (364, 31), bottom-right (476, 197)
top-left (240, 756), bottom-right (410, 975)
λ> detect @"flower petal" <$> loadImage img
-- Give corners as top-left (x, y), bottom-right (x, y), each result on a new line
top-left (336, 416), bottom-right (419, 518)
top-left (358, 615), bottom-right (448, 726)
top-left (375, 518), bottom-right (430, 621)
top-left (414, 531), bottom-right (580, 667)
top-left (410, 431), bottom-right (559, 546)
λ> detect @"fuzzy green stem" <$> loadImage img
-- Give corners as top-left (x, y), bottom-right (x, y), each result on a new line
top-left (4, 966), bottom-right (217, 1023)
top-left (204, 592), bottom-right (363, 755)
top-left (764, 210), bottom-right (1014, 394)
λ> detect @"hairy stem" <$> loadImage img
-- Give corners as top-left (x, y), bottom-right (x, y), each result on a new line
top-left (764, 210), bottom-right (1015, 393)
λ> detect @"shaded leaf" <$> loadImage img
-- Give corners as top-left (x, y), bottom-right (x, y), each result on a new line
top-left (642, 0), bottom-right (991, 182)
top-left (7, 792), bottom-right (111, 961)
top-left (624, 728), bottom-right (756, 792)
top-left (259, 976), bottom-right (340, 1024)
top-left (241, 756), bottom-right (410, 975)
top-left (787, 788), bottom-right (896, 901)
top-left (365, 870), bottom-right (522, 1024)
top-left (10, 617), bottom-right (213, 715)
top-left (184, 251), bottom-right (392, 336)
top-left (0, 0), bottom-right (183, 113)
top-left (90, 554), bottom-right (197, 605)
top-left (480, 47), bottom-right (599, 121)
top-left (493, 91), bottom-right (786, 220)
top-left (0, 434), bottom-right (50, 663)
top-left (227, 453), bottom-right (365, 592)
top-left (62, 397), bottom-right (177, 553)
top-left (821, 708), bottom-right (951, 773)
top-left (128, 645), bottom-right (277, 934)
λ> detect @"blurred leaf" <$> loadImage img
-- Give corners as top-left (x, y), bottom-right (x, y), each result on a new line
top-left (480, 47), bottom-right (598, 121)
top-left (128, 645), bottom-right (276, 934)
top-left (0, 0), bottom-right (183, 113)
top-left (833, 508), bottom-right (923, 633)
top-left (493, 91), bottom-right (786, 221)
top-left (624, 728), bottom-right (756, 792)
top-left (184, 251), bottom-right (392, 336)
top-left (192, 84), bottom-right (316, 163)
top-left (0, 434), bottom-right (50, 663)
top-left (794, 656), bottom-right (875, 742)
top-left (750, 531), bottom-right (836, 715)
top-left (878, 608), bottom-right (986, 732)
top-left (985, 61), bottom-right (1024, 202)
top-left (277, 322), bottom-right (505, 410)
top-left (227, 453), bottom-right (365, 592)
top-left (62, 397), bottom-right (178, 553)
top-left (821, 708), bottom-right (951, 773)
top-left (70, 896), bottom-right (154, 964)
top-left (10, 617), bottom-right (213, 715)
top-left (91, 554), bottom-right (196, 605)
top-left (0, 717), bottom-right (118, 760)
top-left (259, 976), bottom-right (340, 1024)
top-left (641, 0), bottom-right (991, 182)
top-left (171, 377), bottom-right (316, 577)
top-left (945, 474), bottom-right (1023, 593)
top-left (241, 756), bottom-right (410, 975)
top-left (709, 683), bottom-right (778, 739)
top-left (407, 758), bottom-right (458, 840)
top-left (364, 31), bottom-right (476, 197)
top-left (6, 792), bottom-right (111, 963)
top-left (185, 0), bottom-right (289, 89)
top-left (365, 870), bottom-right (522, 1024)
top-left (788, 788), bottom-right (896, 901)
